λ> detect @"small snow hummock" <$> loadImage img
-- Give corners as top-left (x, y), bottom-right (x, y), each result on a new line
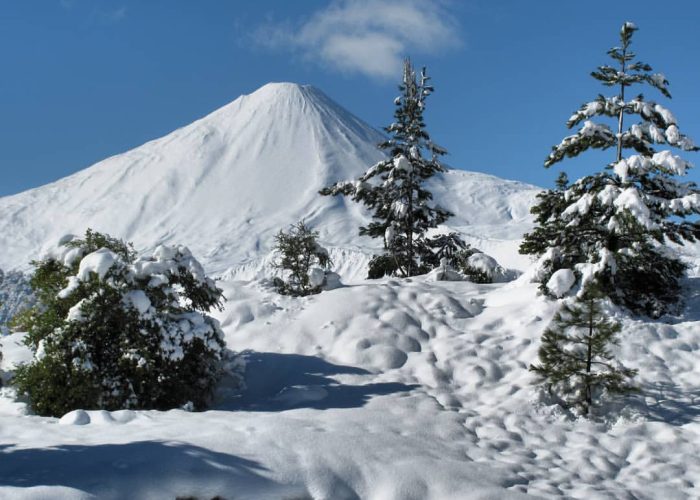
top-left (467, 253), bottom-right (499, 275)
top-left (59, 409), bottom-right (91, 426)
top-left (546, 269), bottom-right (576, 298)
top-left (466, 252), bottom-right (516, 283)
top-left (427, 257), bottom-right (465, 282)
top-left (308, 267), bottom-right (326, 288)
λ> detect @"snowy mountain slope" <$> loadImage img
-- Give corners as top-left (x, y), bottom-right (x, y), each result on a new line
top-left (0, 83), bottom-right (540, 276)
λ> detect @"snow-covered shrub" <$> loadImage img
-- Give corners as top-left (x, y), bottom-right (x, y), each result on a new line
top-left (449, 248), bottom-right (513, 284)
top-left (13, 229), bottom-right (225, 417)
top-left (273, 221), bottom-right (332, 296)
top-left (425, 246), bottom-right (517, 284)
top-left (366, 254), bottom-right (400, 279)
top-left (423, 232), bottom-right (467, 268)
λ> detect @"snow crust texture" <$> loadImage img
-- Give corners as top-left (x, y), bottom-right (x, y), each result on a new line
top-left (3, 276), bottom-right (700, 499)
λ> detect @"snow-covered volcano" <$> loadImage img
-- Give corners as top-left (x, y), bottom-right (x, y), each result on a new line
top-left (0, 83), bottom-right (540, 275)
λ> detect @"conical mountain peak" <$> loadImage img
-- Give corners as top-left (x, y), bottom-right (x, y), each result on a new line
top-left (0, 83), bottom-right (386, 273)
top-left (0, 82), bottom-right (539, 276)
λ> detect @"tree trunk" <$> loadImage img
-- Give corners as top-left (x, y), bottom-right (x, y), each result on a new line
top-left (615, 46), bottom-right (627, 164)
top-left (585, 298), bottom-right (594, 414)
top-left (406, 170), bottom-right (414, 277)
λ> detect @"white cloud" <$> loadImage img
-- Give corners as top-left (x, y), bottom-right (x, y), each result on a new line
top-left (104, 6), bottom-right (126, 22)
top-left (59, 1), bottom-right (127, 23)
top-left (255, 0), bottom-right (461, 79)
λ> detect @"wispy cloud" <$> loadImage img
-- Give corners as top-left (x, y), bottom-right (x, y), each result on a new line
top-left (254, 0), bottom-right (461, 80)
top-left (59, 0), bottom-right (127, 23)
top-left (102, 5), bottom-right (126, 22)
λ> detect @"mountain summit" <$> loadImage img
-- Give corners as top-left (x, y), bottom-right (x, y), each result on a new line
top-left (0, 83), bottom-right (539, 274)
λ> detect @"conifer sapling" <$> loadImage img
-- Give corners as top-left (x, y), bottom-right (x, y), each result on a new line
top-left (530, 286), bottom-right (637, 416)
top-left (273, 221), bottom-right (331, 296)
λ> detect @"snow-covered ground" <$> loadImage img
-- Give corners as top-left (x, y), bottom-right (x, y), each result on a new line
top-left (2, 272), bottom-right (699, 499)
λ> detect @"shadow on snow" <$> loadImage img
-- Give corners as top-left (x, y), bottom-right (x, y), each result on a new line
top-left (217, 352), bottom-right (417, 412)
top-left (659, 276), bottom-right (700, 323)
top-left (0, 441), bottom-right (302, 499)
top-left (631, 381), bottom-right (700, 426)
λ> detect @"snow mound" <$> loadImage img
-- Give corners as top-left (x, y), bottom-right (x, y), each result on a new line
top-left (59, 409), bottom-right (139, 426)
top-left (546, 268), bottom-right (576, 297)
top-left (466, 252), bottom-right (519, 283)
top-left (217, 278), bottom-right (484, 373)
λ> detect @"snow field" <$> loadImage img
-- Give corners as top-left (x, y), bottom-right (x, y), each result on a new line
top-left (2, 274), bottom-right (700, 498)
top-left (215, 275), bottom-right (700, 498)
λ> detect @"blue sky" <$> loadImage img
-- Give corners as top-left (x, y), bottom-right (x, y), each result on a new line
top-left (1, 0), bottom-right (699, 196)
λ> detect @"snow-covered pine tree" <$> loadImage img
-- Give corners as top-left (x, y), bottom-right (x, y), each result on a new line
top-left (320, 59), bottom-right (453, 278)
top-left (530, 285), bottom-right (637, 416)
top-left (272, 221), bottom-right (331, 296)
top-left (521, 22), bottom-right (700, 317)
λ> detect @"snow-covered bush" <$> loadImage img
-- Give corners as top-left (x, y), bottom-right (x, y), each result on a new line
top-left (454, 249), bottom-right (515, 284)
top-left (461, 252), bottom-right (501, 284)
top-left (13, 229), bottom-right (225, 417)
top-left (422, 232), bottom-right (467, 268)
top-left (366, 254), bottom-right (400, 279)
top-left (272, 221), bottom-right (332, 296)
top-left (427, 247), bottom-right (517, 284)
top-left (520, 23), bottom-right (699, 317)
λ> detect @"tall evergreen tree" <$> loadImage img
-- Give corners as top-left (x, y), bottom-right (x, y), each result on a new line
top-left (520, 22), bottom-right (700, 317)
top-left (530, 286), bottom-right (637, 416)
top-left (320, 59), bottom-right (453, 278)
